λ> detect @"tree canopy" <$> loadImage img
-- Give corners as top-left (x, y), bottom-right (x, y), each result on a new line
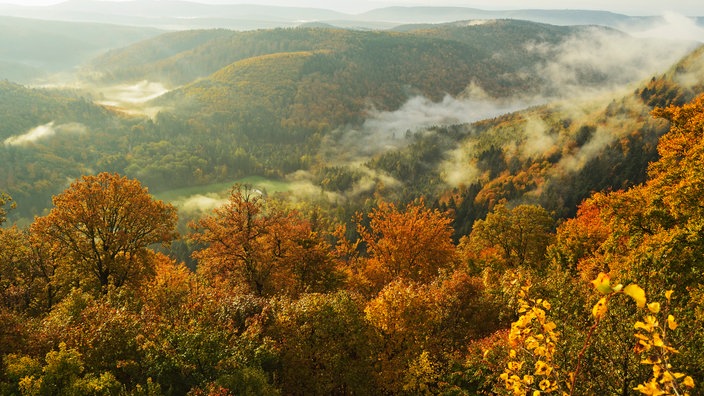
top-left (31, 172), bottom-right (177, 293)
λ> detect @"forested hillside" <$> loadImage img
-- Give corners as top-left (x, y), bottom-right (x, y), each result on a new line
top-left (2, 93), bottom-right (704, 394)
top-left (1, 22), bottom-right (700, 228)
top-left (2, 6), bottom-right (704, 395)
top-left (3, 20), bottom-right (648, 223)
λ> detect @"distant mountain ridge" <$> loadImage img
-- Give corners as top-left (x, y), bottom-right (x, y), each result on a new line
top-left (0, 15), bottom-right (162, 82)
top-left (0, 1), bottom-right (699, 31)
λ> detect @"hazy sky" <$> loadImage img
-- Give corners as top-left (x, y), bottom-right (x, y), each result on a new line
top-left (1, 0), bottom-right (702, 16)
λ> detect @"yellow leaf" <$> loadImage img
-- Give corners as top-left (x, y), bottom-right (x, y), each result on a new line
top-left (652, 333), bottom-right (664, 347)
top-left (592, 297), bottom-right (608, 319)
top-left (647, 302), bottom-right (661, 314)
top-left (591, 272), bottom-right (613, 294)
top-left (667, 315), bottom-right (678, 330)
top-left (665, 290), bottom-right (674, 303)
top-left (543, 321), bottom-right (557, 332)
top-left (508, 361), bottom-right (523, 371)
top-left (539, 379), bottom-right (551, 390)
top-left (634, 332), bottom-right (650, 340)
top-left (683, 376), bottom-right (695, 388)
top-left (535, 360), bottom-right (551, 376)
top-left (623, 284), bottom-right (646, 308)
top-left (662, 370), bottom-right (675, 383)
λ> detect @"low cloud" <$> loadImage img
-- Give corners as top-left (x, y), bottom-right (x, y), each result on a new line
top-left (96, 80), bottom-right (170, 106)
top-left (520, 116), bottom-right (558, 159)
top-left (325, 22), bottom-right (695, 168)
top-left (531, 26), bottom-right (698, 100)
top-left (627, 12), bottom-right (704, 43)
top-left (4, 122), bottom-right (87, 147)
top-left (557, 125), bottom-right (614, 173)
top-left (322, 89), bottom-right (528, 163)
top-left (92, 80), bottom-right (170, 118)
top-left (440, 141), bottom-right (482, 187)
top-left (176, 193), bottom-right (228, 215)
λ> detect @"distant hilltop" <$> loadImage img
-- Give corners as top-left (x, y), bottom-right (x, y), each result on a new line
top-left (0, 1), bottom-right (701, 31)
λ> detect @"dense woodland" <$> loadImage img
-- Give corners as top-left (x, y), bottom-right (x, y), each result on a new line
top-left (1, 93), bottom-right (704, 395)
top-left (2, 17), bottom-right (704, 396)
top-left (0, 21), bottom-right (673, 223)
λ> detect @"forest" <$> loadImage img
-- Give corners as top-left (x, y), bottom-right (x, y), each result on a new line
top-left (1, 20), bottom-right (683, 224)
top-left (1, 92), bottom-right (704, 394)
top-left (2, 11), bottom-right (704, 395)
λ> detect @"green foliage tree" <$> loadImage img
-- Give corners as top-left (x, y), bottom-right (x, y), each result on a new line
top-left (460, 203), bottom-right (555, 272)
top-left (6, 343), bottom-right (122, 396)
top-left (269, 292), bottom-right (378, 395)
top-left (0, 192), bottom-right (14, 225)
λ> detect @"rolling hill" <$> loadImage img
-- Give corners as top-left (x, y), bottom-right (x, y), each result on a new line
top-left (0, 18), bottom-right (702, 230)
top-left (364, 42), bottom-right (704, 236)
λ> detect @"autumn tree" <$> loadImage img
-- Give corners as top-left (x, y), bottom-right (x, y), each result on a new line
top-left (518, 94), bottom-right (704, 393)
top-left (351, 199), bottom-right (456, 294)
top-left (0, 225), bottom-right (70, 314)
top-left (191, 185), bottom-right (340, 296)
top-left (364, 279), bottom-right (445, 394)
top-left (547, 198), bottom-right (610, 280)
top-left (0, 192), bottom-right (14, 226)
top-left (0, 227), bottom-right (31, 311)
top-left (269, 292), bottom-right (378, 395)
top-left (461, 202), bottom-right (555, 272)
top-left (31, 173), bottom-right (177, 293)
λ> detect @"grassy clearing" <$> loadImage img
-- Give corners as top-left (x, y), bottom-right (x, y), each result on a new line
top-left (154, 176), bottom-right (292, 202)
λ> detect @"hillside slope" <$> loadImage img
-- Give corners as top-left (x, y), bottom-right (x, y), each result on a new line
top-left (0, 23), bottom-right (701, 228)
top-left (364, 43), bottom-right (704, 236)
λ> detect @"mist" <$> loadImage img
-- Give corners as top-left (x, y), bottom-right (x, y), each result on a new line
top-left (90, 80), bottom-right (169, 118)
top-left (176, 193), bottom-right (228, 216)
top-left (95, 80), bottom-right (169, 105)
top-left (627, 12), bottom-right (704, 42)
top-left (320, 87), bottom-right (529, 164)
top-left (316, 18), bottom-right (700, 193)
top-left (531, 26), bottom-right (698, 101)
top-left (4, 121), bottom-right (87, 147)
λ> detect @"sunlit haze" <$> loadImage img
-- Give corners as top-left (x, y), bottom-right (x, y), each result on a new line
top-left (1, 0), bottom-right (702, 15)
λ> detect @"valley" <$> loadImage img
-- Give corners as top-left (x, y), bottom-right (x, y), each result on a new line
top-left (1, 2), bottom-right (704, 394)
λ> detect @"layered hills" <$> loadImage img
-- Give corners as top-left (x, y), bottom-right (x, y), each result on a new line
top-left (0, 16), bottom-right (702, 231)
top-left (0, 16), bottom-right (162, 82)
top-left (0, 1), bottom-right (699, 31)
top-left (4, 5), bottom-right (704, 394)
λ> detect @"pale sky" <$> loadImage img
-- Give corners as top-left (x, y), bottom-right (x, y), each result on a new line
top-left (1, 0), bottom-right (703, 16)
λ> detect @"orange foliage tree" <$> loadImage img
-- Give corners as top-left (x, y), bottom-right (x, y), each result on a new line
top-left (31, 173), bottom-right (177, 294)
top-left (352, 199), bottom-right (456, 294)
top-left (190, 185), bottom-right (341, 296)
